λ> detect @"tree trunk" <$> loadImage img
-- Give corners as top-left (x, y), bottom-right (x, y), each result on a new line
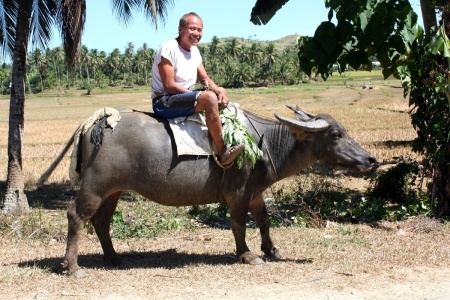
top-left (420, 0), bottom-right (437, 34)
top-left (431, 4), bottom-right (450, 217)
top-left (443, 3), bottom-right (450, 37)
top-left (2, 1), bottom-right (31, 214)
top-left (39, 72), bottom-right (44, 92)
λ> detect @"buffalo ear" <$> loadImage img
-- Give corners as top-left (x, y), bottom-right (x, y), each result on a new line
top-left (274, 113), bottom-right (329, 132)
top-left (285, 105), bottom-right (316, 122)
top-left (285, 104), bottom-right (297, 112)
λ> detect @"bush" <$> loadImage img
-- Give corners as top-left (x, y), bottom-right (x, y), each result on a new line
top-left (369, 161), bottom-right (420, 204)
top-left (268, 165), bottom-right (432, 226)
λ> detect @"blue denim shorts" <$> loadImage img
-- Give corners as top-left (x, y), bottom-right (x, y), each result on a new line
top-left (152, 91), bottom-right (200, 119)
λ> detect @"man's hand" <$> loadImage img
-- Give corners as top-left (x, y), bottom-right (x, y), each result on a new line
top-left (216, 87), bottom-right (229, 109)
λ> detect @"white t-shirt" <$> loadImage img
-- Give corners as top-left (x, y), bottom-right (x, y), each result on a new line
top-left (151, 39), bottom-right (202, 98)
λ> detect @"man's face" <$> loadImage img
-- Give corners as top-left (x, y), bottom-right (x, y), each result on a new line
top-left (178, 15), bottom-right (203, 49)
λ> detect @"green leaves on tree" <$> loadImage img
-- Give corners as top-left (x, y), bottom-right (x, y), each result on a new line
top-left (299, 0), bottom-right (419, 81)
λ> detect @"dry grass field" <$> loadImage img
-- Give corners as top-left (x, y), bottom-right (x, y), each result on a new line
top-left (1, 71), bottom-right (449, 300)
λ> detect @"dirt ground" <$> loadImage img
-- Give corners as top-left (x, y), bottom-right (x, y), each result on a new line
top-left (1, 220), bottom-right (450, 300)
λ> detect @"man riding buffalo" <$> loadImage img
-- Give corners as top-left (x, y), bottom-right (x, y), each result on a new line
top-left (151, 12), bottom-right (244, 165)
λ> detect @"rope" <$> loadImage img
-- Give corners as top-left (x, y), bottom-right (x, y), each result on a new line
top-left (209, 134), bottom-right (234, 170)
top-left (244, 112), bottom-right (279, 182)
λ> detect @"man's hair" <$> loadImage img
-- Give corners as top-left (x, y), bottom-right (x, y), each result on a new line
top-left (179, 12), bottom-right (202, 27)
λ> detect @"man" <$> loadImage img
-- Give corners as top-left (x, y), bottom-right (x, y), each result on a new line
top-left (151, 12), bottom-right (243, 165)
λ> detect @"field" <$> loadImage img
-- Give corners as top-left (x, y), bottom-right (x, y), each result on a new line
top-left (1, 71), bottom-right (450, 299)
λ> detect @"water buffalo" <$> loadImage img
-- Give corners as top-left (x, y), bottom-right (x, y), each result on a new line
top-left (40, 105), bottom-right (376, 276)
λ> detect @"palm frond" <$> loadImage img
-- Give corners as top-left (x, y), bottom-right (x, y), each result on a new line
top-left (111, 0), bottom-right (174, 29)
top-left (250, 0), bottom-right (290, 25)
top-left (142, 0), bottom-right (173, 28)
top-left (29, 0), bottom-right (57, 51)
top-left (55, 0), bottom-right (86, 68)
top-left (0, 0), bottom-right (19, 59)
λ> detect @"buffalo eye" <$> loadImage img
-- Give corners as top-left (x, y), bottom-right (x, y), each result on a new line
top-left (330, 130), bottom-right (342, 139)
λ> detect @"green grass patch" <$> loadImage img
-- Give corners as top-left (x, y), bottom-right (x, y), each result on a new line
top-left (109, 192), bottom-right (194, 239)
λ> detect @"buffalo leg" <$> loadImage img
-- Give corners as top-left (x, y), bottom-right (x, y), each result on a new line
top-left (228, 199), bottom-right (264, 265)
top-left (90, 191), bottom-right (122, 266)
top-left (249, 194), bottom-right (281, 259)
top-left (62, 189), bottom-right (103, 276)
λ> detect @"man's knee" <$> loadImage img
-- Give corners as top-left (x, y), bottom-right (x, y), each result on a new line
top-left (197, 91), bottom-right (218, 110)
top-left (199, 91), bottom-right (217, 103)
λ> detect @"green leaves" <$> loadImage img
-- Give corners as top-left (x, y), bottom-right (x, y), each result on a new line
top-left (428, 26), bottom-right (450, 58)
top-left (220, 109), bottom-right (263, 170)
top-left (359, 9), bottom-right (374, 31)
top-left (298, 0), bottom-right (420, 80)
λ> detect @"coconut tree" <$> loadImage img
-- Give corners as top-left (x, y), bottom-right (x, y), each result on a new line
top-left (123, 42), bottom-right (135, 84)
top-left (209, 36), bottom-right (221, 57)
top-left (106, 48), bottom-right (122, 85)
top-left (47, 46), bottom-right (65, 91)
top-left (224, 38), bottom-right (241, 60)
top-left (0, 0), bottom-right (67, 214)
top-left (0, 0), bottom-right (173, 214)
top-left (139, 42), bottom-right (154, 85)
top-left (27, 48), bottom-right (47, 93)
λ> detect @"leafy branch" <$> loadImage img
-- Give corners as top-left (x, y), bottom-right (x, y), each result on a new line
top-left (220, 109), bottom-right (263, 169)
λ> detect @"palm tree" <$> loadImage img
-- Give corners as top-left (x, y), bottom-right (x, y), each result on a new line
top-left (0, 0), bottom-right (173, 214)
top-left (245, 42), bottom-right (263, 83)
top-left (139, 43), bottom-right (154, 85)
top-left (106, 48), bottom-right (122, 85)
top-left (47, 46), bottom-right (65, 91)
top-left (263, 42), bottom-right (276, 69)
top-left (222, 59), bottom-right (237, 87)
top-left (123, 42), bottom-right (135, 84)
top-left (209, 36), bottom-right (221, 57)
top-left (30, 48), bottom-right (48, 92)
top-left (0, 0), bottom-right (66, 214)
top-left (224, 38), bottom-right (241, 60)
top-left (233, 62), bottom-right (252, 87)
top-left (247, 42), bottom-right (263, 66)
top-left (28, 49), bottom-right (42, 92)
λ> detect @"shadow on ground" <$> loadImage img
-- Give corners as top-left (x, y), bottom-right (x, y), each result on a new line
top-left (17, 249), bottom-right (313, 274)
top-left (26, 181), bottom-right (77, 210)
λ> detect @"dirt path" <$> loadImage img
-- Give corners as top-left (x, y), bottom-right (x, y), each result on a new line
top-left (1, 225), bottom-right (450, 300)
top-left (7, 268), bottom-right (449, 300)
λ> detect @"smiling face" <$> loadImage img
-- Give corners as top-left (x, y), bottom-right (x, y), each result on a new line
top-left (177, 14), bottom-right (203, 51)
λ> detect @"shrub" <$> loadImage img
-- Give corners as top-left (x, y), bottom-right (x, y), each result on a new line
top-left (369, 161), bottom-right (420, 204)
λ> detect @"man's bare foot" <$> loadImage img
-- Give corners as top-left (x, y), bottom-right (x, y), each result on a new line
top-left (220, 144), bottom-right (244, 165)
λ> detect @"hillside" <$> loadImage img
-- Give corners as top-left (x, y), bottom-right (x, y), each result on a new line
top-left (199, 34), bottom-right (300, 51)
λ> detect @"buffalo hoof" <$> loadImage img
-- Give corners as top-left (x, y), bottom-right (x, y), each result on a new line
top-left (72, 269), bottom-right (87, 278)
top-left (61, 265), bottom-right (86, 278)
top-left (268, 247), bottom-right (282, 260)
top-left (61, 260), bottom-right (85, 277)
top-left (239, 252), bottom-right (265, 265)
top-left (262, 246), bottom-right (282, 261)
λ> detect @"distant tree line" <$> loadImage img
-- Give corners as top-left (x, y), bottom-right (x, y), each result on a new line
top-left (0, 36), bottom-right (305, 95)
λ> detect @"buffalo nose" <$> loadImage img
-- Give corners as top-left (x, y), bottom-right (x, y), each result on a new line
top-left (369, 156), bottom-right (378, 169)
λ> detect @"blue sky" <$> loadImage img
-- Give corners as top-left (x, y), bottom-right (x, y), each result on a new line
top-left (47, 0), bottom-right (424, 54)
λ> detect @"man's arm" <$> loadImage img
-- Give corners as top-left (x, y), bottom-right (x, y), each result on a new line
top-left (158, 57), bottom-right (191, 94)
top-left (197, 63), bottom-right (229, 105)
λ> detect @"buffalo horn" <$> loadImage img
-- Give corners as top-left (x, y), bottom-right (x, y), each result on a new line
top-left (274, 113), bottom-right (329, 132)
